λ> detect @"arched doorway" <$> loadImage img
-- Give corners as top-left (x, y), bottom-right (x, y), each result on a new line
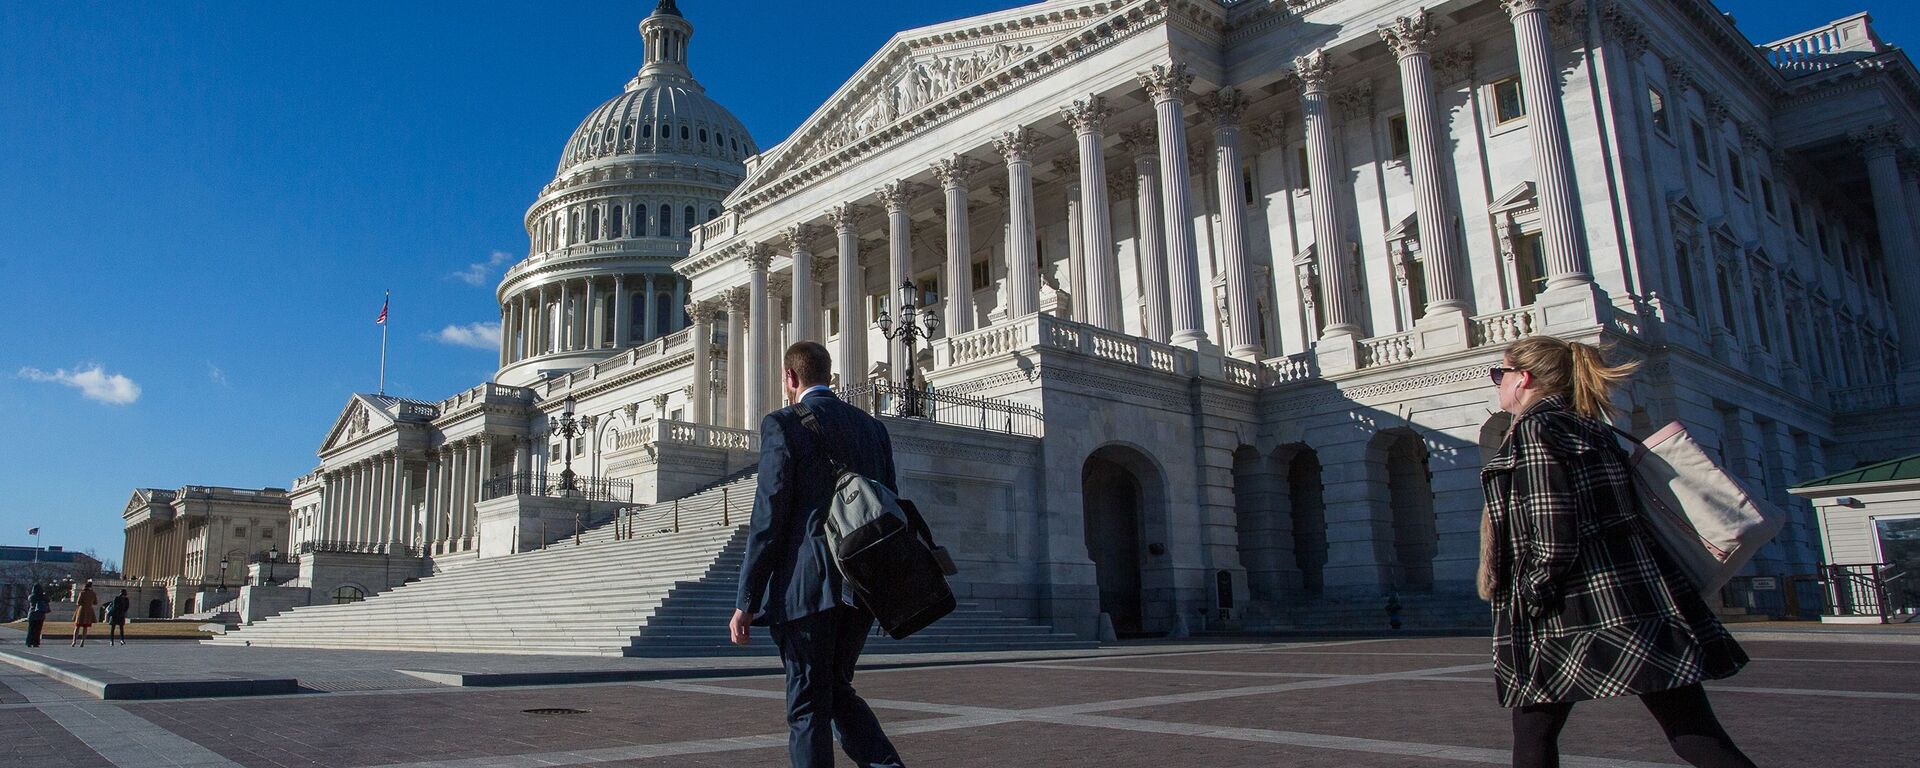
top-left (1286, 447), bottom-right (1328, 597)
top-left (1083, 445), bottom-right (1162, 635)
top-left (148, 598), bottom-right (166, 618)
top-left (1380, 430), bottom-right (1436, 591)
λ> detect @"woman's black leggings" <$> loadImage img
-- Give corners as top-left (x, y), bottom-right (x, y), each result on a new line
top-left (1511, 684), bottom-right (1756, 768)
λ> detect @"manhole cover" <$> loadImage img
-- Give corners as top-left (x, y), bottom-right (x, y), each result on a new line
top-left (523, 707), bottom-right (591, 715)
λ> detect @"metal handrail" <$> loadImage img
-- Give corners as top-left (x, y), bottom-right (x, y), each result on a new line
top-left (480, 472), bottom-right (633, 502)
top-left (842, 381), bottom-right (1042, 436)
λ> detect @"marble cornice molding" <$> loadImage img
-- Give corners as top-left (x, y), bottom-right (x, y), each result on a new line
top-left (731, 0), bottom-right (1185, 214)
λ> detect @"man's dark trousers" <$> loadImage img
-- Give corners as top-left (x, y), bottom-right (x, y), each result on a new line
top-left (768, 606), bottom-right (902, 768)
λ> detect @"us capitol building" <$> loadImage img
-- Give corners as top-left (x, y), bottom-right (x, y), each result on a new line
top-left (143, 0), bottom-right (1920, 648)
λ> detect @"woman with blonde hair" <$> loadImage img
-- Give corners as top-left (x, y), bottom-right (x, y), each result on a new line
top-left (1480, 336), bottom-right (1754, 768)
top-left (71, 580), bottom-right (99, 647)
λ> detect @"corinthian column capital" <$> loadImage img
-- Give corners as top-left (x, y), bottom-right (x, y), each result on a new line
top-left (741, 242), bottom-right (773, 271)
top-left (1137, 63), bottom-right (1193, 104)
top-left (1062, 95), bottom-right (1112, 135)
top-left (1500, 0), bottom-right (1552, 17)
top-left (1293, 49), bottom-right (1334, 94)
top-left (1197, 88), bottom-right (1249, 129)
top-left (930, 155), bottom-right (980, 190)
top-left (824, 202), bottom-right (860, 234)
top-left (1379, 9), bottom-right (1438, 58)
top-left (783, 223), bottom-right (817, 251)
top-left (875, 180), bottom-right (918, 213)
top-left (992, 127), bottom-right (1038, 163)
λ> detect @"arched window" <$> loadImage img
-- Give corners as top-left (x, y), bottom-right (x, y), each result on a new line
top-left (587, 208), bottom-right (600, 241)
top-left (609, 206), bottom-right (624, 238)
top-left (635, 205), bottom-right (648, 237)
top-left (731, 137), bottom-right (739, 152)
top-left (707, 208), bottom-right (718, 223)
top-left (620, 125), bottom-right (631, 143)
top-left (684, 206), bottom-right (695, 236)
top-left (655, 292), bottom-right (673, 331)
top-left (632, 293), bottom-right (648, 339)
top-left (331, 586), bottom-right (365, 605)
top-left (681, 125), bottom-right (689, 140)
top-left (642, 124), bottom-right (652, 139)
top-left (699, 128), bottom-right (708, 143)
top-left (659, 205), bottom-right (672, 237)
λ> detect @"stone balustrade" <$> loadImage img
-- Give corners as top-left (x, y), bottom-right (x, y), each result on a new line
top-left (1765, 13), bottom-right (1883, 75)
top-left (1469, 306), bottom-right (1541, 346)
top-left (1359, 331), bottom-right (1419, 369)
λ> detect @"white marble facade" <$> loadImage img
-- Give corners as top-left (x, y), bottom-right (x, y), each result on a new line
top-left (281, 0), bottom-right (1920, 634)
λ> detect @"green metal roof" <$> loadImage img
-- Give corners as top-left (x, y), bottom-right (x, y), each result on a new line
top-left (1794, 452), bottom-right (1920, 490)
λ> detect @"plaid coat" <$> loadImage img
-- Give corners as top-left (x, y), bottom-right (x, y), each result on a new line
top-left (1480, 395), bottom-right (1746, 707)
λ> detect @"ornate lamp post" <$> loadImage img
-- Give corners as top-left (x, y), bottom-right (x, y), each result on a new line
top-left (553, 396), bottom-right (583, 497)
top-left (874, 279), bottom-right (940, 416)
top-left (218, 557), bottom-right (229, 591)
top-left (266, 545), bottom-right (279, 583)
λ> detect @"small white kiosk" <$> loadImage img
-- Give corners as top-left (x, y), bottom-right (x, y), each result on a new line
top-left (1789, 453), bottom-right (1920, 624)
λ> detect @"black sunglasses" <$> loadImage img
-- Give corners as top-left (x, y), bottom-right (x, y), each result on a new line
top-left (1489, 366), bottom-right (1524, 384)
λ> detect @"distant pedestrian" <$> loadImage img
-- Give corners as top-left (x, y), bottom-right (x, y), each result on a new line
top-left (71, 581), bottom-right (98, 647)
top-left (25, 586), bottom-right (50, 648)
top-left (107, 590), bottom-right (131, 645)
top-left (730, 341), bottom-right (906, 768)
top-left (1480, 336), bottom-right (1754, 768)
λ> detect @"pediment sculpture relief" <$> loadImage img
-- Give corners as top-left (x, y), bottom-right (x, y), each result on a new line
top-left (793, 42), bottom-right (1037, 167)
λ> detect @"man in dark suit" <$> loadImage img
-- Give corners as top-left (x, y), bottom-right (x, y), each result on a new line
top-left (730, 341), bottom-right (907, 768)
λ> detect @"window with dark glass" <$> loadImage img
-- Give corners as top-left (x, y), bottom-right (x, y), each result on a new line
top-left (1690, 121), bottom-right (1712, 172)
top-left (660, 205), bottom-right (672, 237)
top-left (1673, 241), bottom-right (1698, 311)
top-left (684, 206), bottom-right (696, 235)
top-left (1727, 149), bottom-right (1745, 192)
top-left (1648, 87), bottom-right (1669, 136)
top-left (707, 208), bottom-right (718, 222)
top-left (1760, 178), bottom-right (1775, 216)
top-left (699, 128), bottom-right (708, 143)
top-left (642, 124), bottom-right (652, 139)
top-left (972, 259), bottom-right (991, 291)
top-left (1790, 200), bottom-right (1804, 236)
top-left (1242, 167), bottom-right (1257, 203)
top-left (1516, 232), bottom-right (1547, 305)
top-left (681, 126), bottom-right (689, 140)
top-left (1492, 77), bottom-right (1526, 124)
top-left (635, 205), bottom-right (648, 237)
top-left (610, 206), bottom-right (624, 237)
top-left (587, 208), bottom-right (600, 241)
top-left (1717, 270), bottom-right (1739, 332)
top-left (1296, 146), bottom-right (1311, 191)
top-left (1387, 114), bottom-right (1411, 160)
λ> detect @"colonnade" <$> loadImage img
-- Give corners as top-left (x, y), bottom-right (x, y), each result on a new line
top-left (311, 435), bottom-right (526, 556)
top-left (500, 272), bottom-right (690, 366)
top-left (677, 2), bottom-right (1597, 427)
top-left (122, 519), bottom-right (187, 580)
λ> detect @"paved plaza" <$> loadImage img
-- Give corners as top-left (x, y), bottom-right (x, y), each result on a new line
top-left (2, 632), bottom-right (1915, 768)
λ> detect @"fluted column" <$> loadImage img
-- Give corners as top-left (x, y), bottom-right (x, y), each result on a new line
top-left (473, 436), bottom-right (490, 549)
top-left (559, 281), bottom-right (574, 352)
top-left (1125, 130), bottom-right (1173, 342)
top-left (1201, 88), bottom-right (1261, 357)
top-left (641, 274), bottom-right (659, 342)
top-left (672, 278), bottom-right (687, 332)
top-left (828, 204), bottom-right (866, 385)
top-left (993, 128), bottom-right (1040, 318)
top-left (744, 244), bottom-right (772, 421)
top-left (724, 289), bottom-right (747, 427)
top-left (689, 300), bottom-right (715, 424)
top-left (498, 306), bottom-right (510, 367)
top-left (932, 157), bottom-right (977, 334)
top-left (1504, 0), bottom-right (1590, 288)
top-left (1057, 158), bottom-right (1085, 321)
top-left (1067, 96), bottom-right (1122, 332)
top-left (422, 454), bottom-right (438, 550)
top-left (1139, 63), bottom-right (1208, 346)
top-left (612, 275), bottom-right (629, 349)
top-left (767, 278), bottom-right (789, 407)
top-left (1856, 126), bottom-right (1920, 373)
top-left (447, 443), bottom-right (464, 551)
top-left (878, 182), bottom-right (914, 381)
top-left (1382, 10), bottom-right (1467, 315)
top-left (1296, 50), bottom-right (1361, 336)
top-left (787, 225), bottom-right (820, 342)
top-left (387, 453), bottom-right (404, 545)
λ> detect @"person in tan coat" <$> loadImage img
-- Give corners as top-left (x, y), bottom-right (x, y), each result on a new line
top-left (71, 580), bottom-right (98, 647)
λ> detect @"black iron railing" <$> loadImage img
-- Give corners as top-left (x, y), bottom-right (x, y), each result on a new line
top-left (1820, 563), bottom-right (1914, 623)
top-left (843, 381), bottom-right (1042, 436)
top-left (481, 472), bottom-right (633, 502)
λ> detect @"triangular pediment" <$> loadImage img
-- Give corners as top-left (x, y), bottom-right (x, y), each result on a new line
top-left (1384, 212), bottom-right (1419, 241)
top-left (319, 394), bottom-right (401, 455)
top-left (1667, 192), bottom-right (1700, 223)
top-left (733, 0), bottom-right (1138, 202)
top-left (1490, 182), bottom-right (1537, 213)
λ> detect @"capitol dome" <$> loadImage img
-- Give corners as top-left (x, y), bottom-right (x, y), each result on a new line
top-left (495, 0), bottom-right (753, 388)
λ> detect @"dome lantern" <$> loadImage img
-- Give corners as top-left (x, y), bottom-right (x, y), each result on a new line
top-left (637, 0), bottom-right (695, 84)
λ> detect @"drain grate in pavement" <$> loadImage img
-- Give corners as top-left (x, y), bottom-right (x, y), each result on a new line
top-left (524, 707), bottom-right (591, 715)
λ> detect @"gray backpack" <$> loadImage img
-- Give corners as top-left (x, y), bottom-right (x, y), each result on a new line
top-left (793, 402), bottom-right (957, 639)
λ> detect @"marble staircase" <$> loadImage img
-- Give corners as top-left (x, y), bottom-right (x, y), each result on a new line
top-left (206, 473), bottom-right (1092, 656)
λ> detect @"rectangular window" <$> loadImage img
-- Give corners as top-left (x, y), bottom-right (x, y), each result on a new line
top-left (1760, 178), bottom-right (1776, 216)
top-left (1752, 284), bottom-right (1771, 350)
top-left (234, 527), bottom-right (247, 538)
top-left (1717, 270), bottom-right (1739, 333)
top-left (1790, 200), bottom-right (1804, 236)
top-left (1492, 77), bottom-right (1526, 124)
top-left (826, 306), bottom-right (840, 337)
top-left (1690, 121), bottom-right (1712, 172)
top-left (262, 528), bottom-right (273, 539)
top-left (917, 274), bottom-right (939, 307)
top-left (1673, 241), bottom-right (1697, 311)
top-left (1648, 87), bottom-right (1669, 136)
top-left (971, 259), bottom-right (991, 292)
top-left (1387, 114), bottom-right (1411, 160)
top-left (1516, 232), bottom-right (1547, 306)
top-left (1727, 149), bottom-right (1745, 192)
top-left (1405, 259), bottom-right (1428, 322)
top-left (1297, 146), bottom-right (1312, 192)
top-left (1241, 166), bottom-right (1257, 203)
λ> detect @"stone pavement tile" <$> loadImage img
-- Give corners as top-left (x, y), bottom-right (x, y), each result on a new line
top-left (1100, 673), bottom-right (1912, 766)
top-left (1064, 648), bottom-right (1482, 676)
top-left (1708, 657), bottom-right (1920, 693)
top-left (1251, 637), bottom-right (1490, 655)
top-left (598, 720), bottom-right (1467, 767)
top-left (121, 684), bottom-right (935, 768)
top-left (0, 672), bottom-right (27, 705)
top-left (0, 708), bottom-right (115, 768)
top-left (700, 664), bottom-right (1274, 710)
top-left (1736, 639), bottom-right (1920, 662)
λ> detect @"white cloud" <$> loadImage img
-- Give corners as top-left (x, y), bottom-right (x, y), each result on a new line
top-left (18, 364), bottom-right (142, 405)
top-left (451, 250), bottom-right (514, 287)
top-left (207, 362), bottom-right (230, 387)
top-left (433, 322), bottom-right (502, 350)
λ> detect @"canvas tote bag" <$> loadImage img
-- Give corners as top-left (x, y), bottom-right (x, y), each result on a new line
top-left (1615, 422), bottom-right (1785, 597)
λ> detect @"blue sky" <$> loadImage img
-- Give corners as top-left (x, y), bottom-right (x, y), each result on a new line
top-left (0, 0), bottom-right (1909, 563)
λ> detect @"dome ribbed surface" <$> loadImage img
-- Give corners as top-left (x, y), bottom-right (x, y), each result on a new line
top-left (555, 81), bottom-right (757, 176)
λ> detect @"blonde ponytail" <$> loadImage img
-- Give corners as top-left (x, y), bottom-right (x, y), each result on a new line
top-left (1506, 336), bottom-right (1640, 420)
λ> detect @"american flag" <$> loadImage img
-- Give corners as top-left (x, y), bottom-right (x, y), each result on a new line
top-left (376, 294), bottom-right (389, 325)
top-left (27, 527), bottom-right (38, 535)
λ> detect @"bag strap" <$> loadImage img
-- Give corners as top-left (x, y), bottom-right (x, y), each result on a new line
top-left (791, 400), bottom-right (942, 549)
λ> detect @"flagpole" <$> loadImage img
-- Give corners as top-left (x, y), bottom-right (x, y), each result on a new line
top-left (379, 289), bottom-right (389, 395)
